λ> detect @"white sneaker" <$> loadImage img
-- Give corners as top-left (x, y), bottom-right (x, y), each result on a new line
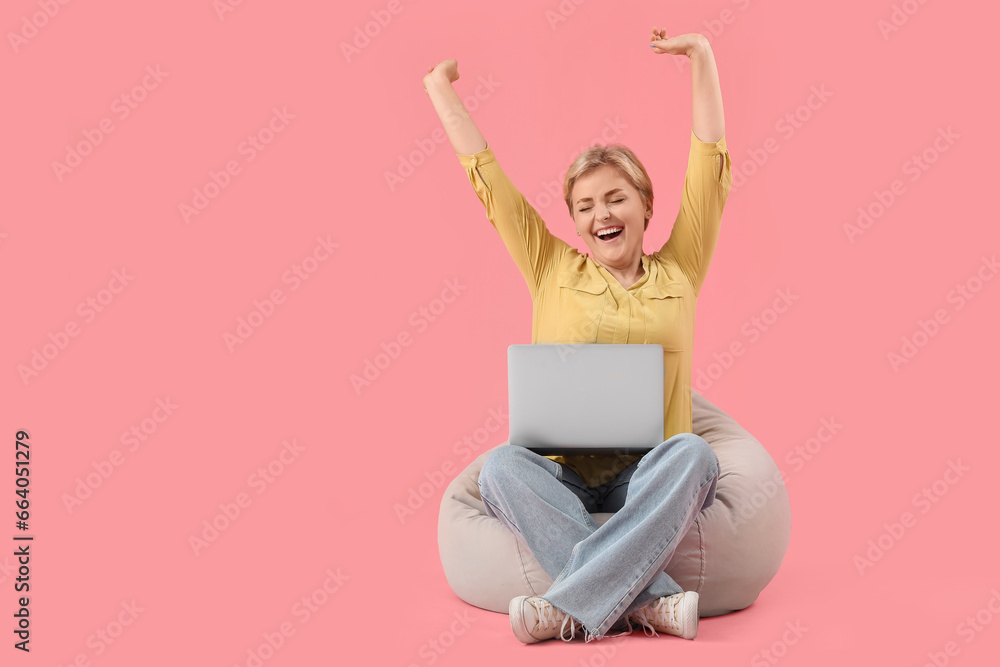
top-left (508, 596), bottom-right (582, 644)
top-left (628, 591), bottom-right (700, 639)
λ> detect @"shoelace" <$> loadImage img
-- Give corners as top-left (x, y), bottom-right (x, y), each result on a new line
top-left (560, 614), bottom-right (578, 642)
top-left (629, 595), bottom-right (681, 638)
top-left (530, 599), bottom-right (578, 642)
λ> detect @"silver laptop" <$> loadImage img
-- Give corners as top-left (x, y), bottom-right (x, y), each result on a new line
top-left (507, 343), bottom-right (664, 455)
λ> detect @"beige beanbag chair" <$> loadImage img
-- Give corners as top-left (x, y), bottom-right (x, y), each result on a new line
top-left (437, 389), bottom-right (790, 617)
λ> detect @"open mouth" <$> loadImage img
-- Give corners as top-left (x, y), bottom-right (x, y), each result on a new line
top-left (596, 227), bottom-right (623, 242)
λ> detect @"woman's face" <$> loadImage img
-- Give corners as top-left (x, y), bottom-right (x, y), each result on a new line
top-left (571, 166), bottom-right (650, 268)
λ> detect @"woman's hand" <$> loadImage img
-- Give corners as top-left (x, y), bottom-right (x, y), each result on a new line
top-left (648, 29), bottom-right (706, 57)
top-left (422, 58), bottom-right (487, 155)
top-left (423, 59), bottom-right (460, 92)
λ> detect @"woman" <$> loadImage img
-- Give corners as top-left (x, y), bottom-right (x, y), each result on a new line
top-left (422, 28), bottom-right (732, 644)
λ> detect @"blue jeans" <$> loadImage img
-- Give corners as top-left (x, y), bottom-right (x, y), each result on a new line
top-left (478, 432), bottom-right (720, 641)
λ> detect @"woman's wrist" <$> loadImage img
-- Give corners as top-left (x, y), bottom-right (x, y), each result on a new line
top-left (423, 69), bottom-right (450, 93)
top-left (686, 34), bottom-right (711, 58)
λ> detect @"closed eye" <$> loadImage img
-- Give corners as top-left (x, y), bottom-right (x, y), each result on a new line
top-left (580, 198), bottom-right (625, 212)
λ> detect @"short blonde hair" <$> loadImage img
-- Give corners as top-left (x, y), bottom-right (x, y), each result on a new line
top-left (563, 144), bottom-right (654, 230)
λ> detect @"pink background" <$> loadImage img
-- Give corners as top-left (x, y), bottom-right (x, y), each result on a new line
top-left (3, 0), bottom-right (998, 664)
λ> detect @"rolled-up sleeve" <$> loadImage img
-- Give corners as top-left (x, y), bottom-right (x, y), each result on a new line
top-left (457, 143), bottom-right (569, 299)
top-left (658, 129), bottom-right (732, 297)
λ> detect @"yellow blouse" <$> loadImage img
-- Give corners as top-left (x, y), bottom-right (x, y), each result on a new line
top-left (457, 129), bottom-right (732, 488)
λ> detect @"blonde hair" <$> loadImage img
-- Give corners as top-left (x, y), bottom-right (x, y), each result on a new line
top-left (564, 144), bottom-right (654, 230)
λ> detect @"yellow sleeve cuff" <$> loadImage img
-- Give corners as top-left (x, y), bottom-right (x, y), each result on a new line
top-left (457, 142), bottom-right (496, 168)
top-left (691, 128), bottom-right (727, 155)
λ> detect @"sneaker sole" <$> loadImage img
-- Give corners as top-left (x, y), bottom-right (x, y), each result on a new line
top-left (681, 591), bottom-right (700, 639)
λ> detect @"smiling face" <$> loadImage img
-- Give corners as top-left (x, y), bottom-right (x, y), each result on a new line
top-left (571, 165), bottom-right (651, 270)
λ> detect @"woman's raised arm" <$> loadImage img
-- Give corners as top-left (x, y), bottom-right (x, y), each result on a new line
top-left (650, 31), bottom-right (725, 144)
top-left (687, 36), bottom-right (725, 145)
top-left (423, 59), bottom-right (487, 156)
top-left (650, 30), bottom-right (731, 296)
top-left (422, 59), bottom-right (568, 299)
